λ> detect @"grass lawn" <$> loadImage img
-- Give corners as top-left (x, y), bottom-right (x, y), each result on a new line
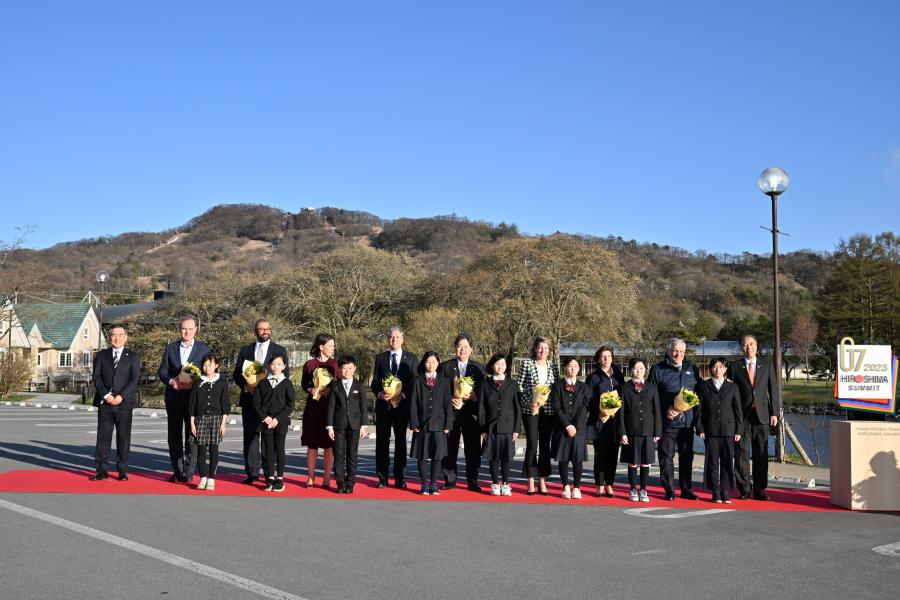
top-left (781, 379), bottom-right (837, 407)
top-left (1, 394), bottom-right (31, 402)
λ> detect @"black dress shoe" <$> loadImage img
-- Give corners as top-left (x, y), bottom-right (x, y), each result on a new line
top-left (466, 483), bottom-right (481, 492)
top-left (394, 480), bottom-right (407, 490)
top-left (527, 490), bottom-right (536, 496)
top-left (537, 489), bottom-right (549, 496)
top-left (442, 482), bottom-right (456, 490)
top-left (89, 473), bottom-right (108, 481)
top-left (168, 473), bottom-right (180, 483)
top-left (753, 490), bottom-right (769, 501)
top-left (738, 489), bottom-right (750, 500)
top-left (376, 481), bottom-right (388, 489)
top-left (664, 492), bottom-right (676, 501)
top-left (680, 490), bottom-right (699, 500)
top-left (240, 476), bottom-right (257, 485)
top-left (346, 486), bottom-right (354, 494)
top-left (117, 473), bottom-right (129, 481)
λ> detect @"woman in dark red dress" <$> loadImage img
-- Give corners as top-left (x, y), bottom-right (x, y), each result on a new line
top-left (301, 333), bottom-right (338, 488)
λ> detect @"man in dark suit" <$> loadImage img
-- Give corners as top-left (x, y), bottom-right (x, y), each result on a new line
top-left (157, 317), bottom-right (211, 482)
top-left (440, 333), bottom-right (485, 491)
top-left (370, 326), bottom-right (419, 488)
top-left (327, 355), bottom-right (369, 494)
top-left (91, 324), bottom-right (141, 481)
top-left (727, 334), bottom-right (781, 500)
top-left (232, 318), bottom-right (290, 484)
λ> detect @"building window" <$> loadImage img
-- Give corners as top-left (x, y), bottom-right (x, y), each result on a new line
top-left (82, 351), bottom-right (92, 367)
top-left (59, 352), bottom-right (72, 368)
top-left (36, 354), bottom-right (42, 366)
top-left (83, 327), bottom-right (89, 340)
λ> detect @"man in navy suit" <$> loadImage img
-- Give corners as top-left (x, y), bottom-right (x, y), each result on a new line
top-left (91, 324), bottom-right (141, 481)
top-left (157, 317), bottom-right (211, 482)
top-left (440, 333), bottom-right (485, 491)
top-left (232, 318), bottom-right (290, 484)
top-left (371, 326), bottom-right (419, 488)
top-left (727, 334), bottom-right (781, 500)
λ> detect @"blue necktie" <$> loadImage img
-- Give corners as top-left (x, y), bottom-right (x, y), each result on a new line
top-left (390, 353), bottom-right (398, 375)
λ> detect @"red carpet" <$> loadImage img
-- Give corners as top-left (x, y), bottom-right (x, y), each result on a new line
top-left (0, 469), bottom-right (844, 512)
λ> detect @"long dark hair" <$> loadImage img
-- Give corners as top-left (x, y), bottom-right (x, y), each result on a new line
top-left (418, 351), bottom-right (441, 374)
top-left (309, 333), bottom-right (335, 359)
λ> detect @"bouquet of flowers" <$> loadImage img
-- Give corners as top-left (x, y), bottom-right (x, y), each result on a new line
top-left (453, 376), bottom-right (475, 401)
top-left (673, 387), bottom-right (700, 412)
top-left (242, 360), bottom-right (267, 389)
top-left (382, 375), bottom-right (403, 408)
top-left (532, 384), bottom-right (551, 415)
top-left (599, 390), bottom-right (622, 418)
top-left (177, 362), bottom-right (202, 387)
top-left (311, 367), bottom-right (333, 401)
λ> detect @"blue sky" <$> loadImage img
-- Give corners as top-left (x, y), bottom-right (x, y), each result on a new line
top-left (2, 1), bottom-right (898, 254)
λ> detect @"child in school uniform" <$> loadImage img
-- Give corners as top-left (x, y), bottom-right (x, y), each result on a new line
top-left (189, 353), bottom-right (230, 491)
top-left (696, 356), bottom-right (743, 504)
top-left (409, 351), bottom-right (454, 495)
top-left (326, 355), bottom-right (368, 494)
top-left (616, 358), bottom-right (661, 503)
top-left (479, 353), bottom-right (521, 496)
top-left (550, 356), bottom-right (590, 499)
top-left (251, 353), bottom-right (294, 492)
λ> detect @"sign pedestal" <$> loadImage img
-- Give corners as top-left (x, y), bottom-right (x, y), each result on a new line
top-left (830, 421), bottom-right (900, 511)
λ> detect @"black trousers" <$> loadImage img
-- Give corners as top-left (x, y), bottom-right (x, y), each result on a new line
top-left (704, 436), bottom-right (735, 494)
top-left (95, 404), bottom-right (133, 475)
top-left (558, 460), bottom-right (583, 487)
top-left (658, 428), bottom-right (694, 494)
top-left (333, 428), bottom-right (360, 487)
top-left (375, 402), bottom-right (407, 482)
top-left (261, 424), bottom-right (288, 479)
top-left (418, 459), bottom-right (442, 485)
top-left (490, 460), bottom-right (511, 484)
top-left (593, 439), bottom-right (619, 486)
top-left (443, 409), bottom-right (481, 486)
top-left (735, 417), bottom-right (770, 492)
top-left (165, 396), bottom-right (195, 476)
top-left (241, 412), bottom-right (268, 479)
top-left (197, 445), bottom-right (219, 478)
top-left (522, 412), bottom-right (554, 478)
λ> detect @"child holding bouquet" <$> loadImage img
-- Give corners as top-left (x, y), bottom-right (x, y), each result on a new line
top-left (189, 353), bottom-right (230, 491)
top-left (478, 353), bottom-right (521, 496)
top-left (252, 353), bottom-right (295, 492)
top-left (301, 333), bottom-right (339, 489)
top-left (616, 358), bottom-right (661, 502)
top-left (409, 352), bottom-right (454, 495)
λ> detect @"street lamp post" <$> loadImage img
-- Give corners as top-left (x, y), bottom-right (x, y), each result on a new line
top-left (95, 271), bottom-right (109, 352)
top-left (758, 167), bottom-right (789, 462)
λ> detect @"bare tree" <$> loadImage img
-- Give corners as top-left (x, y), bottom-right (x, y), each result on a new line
top-left (789, 314), bottom-right (819, 382)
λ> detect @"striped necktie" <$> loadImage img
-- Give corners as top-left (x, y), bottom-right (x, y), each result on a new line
top-left (113, 350), bottom-right (120, 370)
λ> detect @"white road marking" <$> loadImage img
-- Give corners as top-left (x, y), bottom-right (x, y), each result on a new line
top-left (631, 548), bottom-right (664, 555)
top-left (624, 507), bottom-right (734, 518)
top-left (0, 498), bottom-right (311, 600)
top-left (872, 542), bottom-right (900, 557)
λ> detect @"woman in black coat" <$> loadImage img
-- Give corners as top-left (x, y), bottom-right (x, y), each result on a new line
top-left (550, 356), bottom-right (589, 499)
top-left (479, 353), bottom-right (521, 496)
top-left (409, 351), bottom-right (455, 496)
top-left (696, 357), bottom-right (744, 504)
top-left (616, 358), bottom-right (661, 503)
top-left (585, 345), bottom-right (624, 497)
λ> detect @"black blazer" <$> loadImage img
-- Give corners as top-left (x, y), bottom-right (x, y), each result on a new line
top-left (371, 349), bottom-right (419, 410)
top-left (550, 379), bottom-right (589, 432)
top-left (232, 341), bottom-right (290, 408)
top-left (696, 379), bottom-right (744, 438)
top-left (250, 378), bottom-right (295, 427)
top-left (409, 375), bottom-right (454, 432)
top-left (478, 377), bottom-right (521, 435)
top-left (92, 347), bottom-right (141, 409)
top-left (189, 377), bottom-right (231, 417)
top-left (157, 339), bottom-right (211, 402)
top-left (726, 359), bottom-right (781, 424)
top-left (585, 367), bottom-right (625, 426)
top-left (615, 381), bottom-right (662, 438)
top-left (326, 379), bottom-right (368, 431)
top-left (439, 359), bottom-right (485, 421)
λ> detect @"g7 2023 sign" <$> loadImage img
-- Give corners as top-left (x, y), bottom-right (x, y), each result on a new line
top-left (835, 337), bottom-right (897, 414)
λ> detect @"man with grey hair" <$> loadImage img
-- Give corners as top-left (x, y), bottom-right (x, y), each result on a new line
top-left (371, 326), bottom-right (419, 488)
top-left (726, 334), bottom-right (781, 500)
top-left (157, 317), bottom-right (210, 482)
top-left (648, 338), bottom-right (701, 500)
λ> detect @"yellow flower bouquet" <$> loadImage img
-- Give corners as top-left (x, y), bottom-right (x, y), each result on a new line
top-left (532, 384), bottom-right (551, 415)
top-left (312, 367), bottom-right (333, 401)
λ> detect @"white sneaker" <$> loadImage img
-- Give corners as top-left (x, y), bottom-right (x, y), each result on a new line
top-left (561, 485), bottom-right (572, 499)
top-left (206, 479), bottom-right (215, 491)
top-left (198, 477), bottom-right (208, 490)
top-left (501, 484), bottom-right (512, 496)
top-left (572, 487), bottom-right (582, 499)
top-left (490, 483), bottom-right (502, 496)
top-left (639, 489), bottom-right (649, 503)
top-left (629, 488), bottom-right (639, 502)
